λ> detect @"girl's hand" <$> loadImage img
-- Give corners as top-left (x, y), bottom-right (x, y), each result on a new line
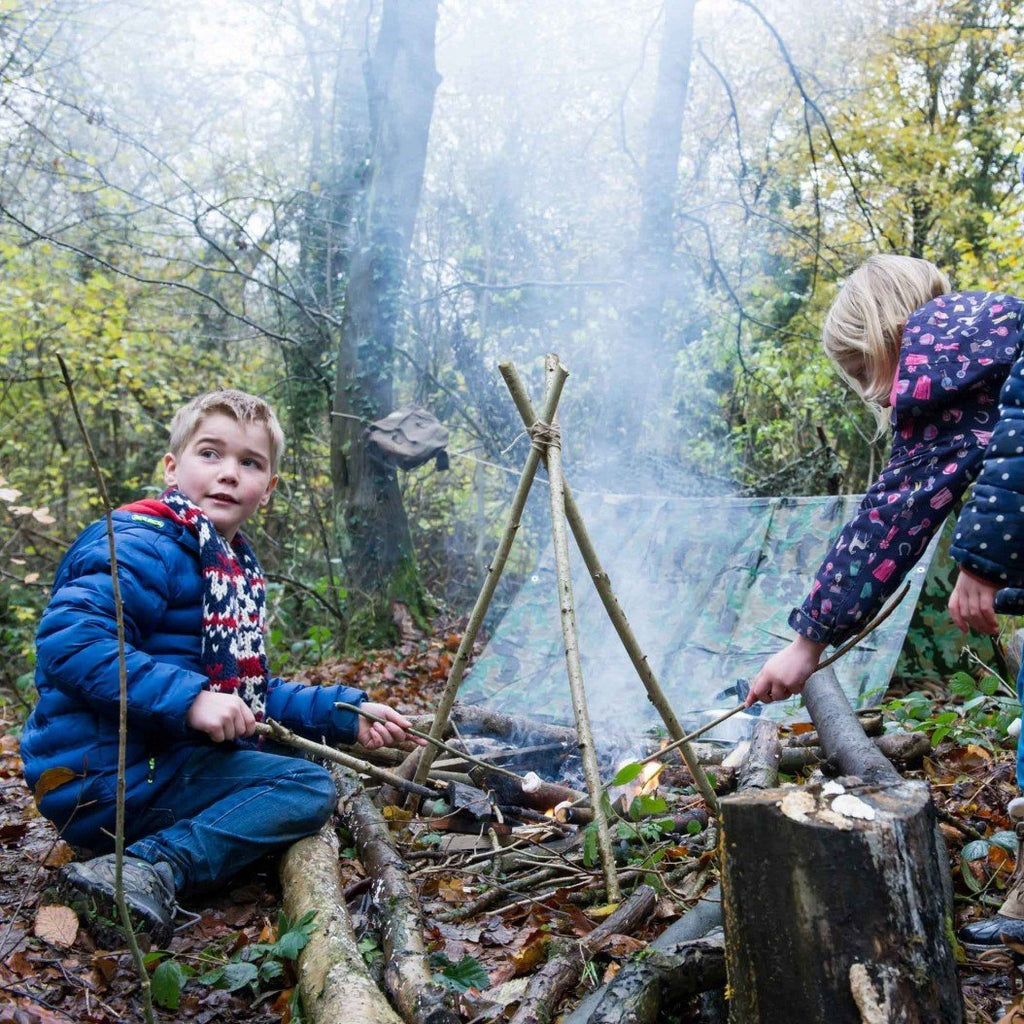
top-left (949, 568), bottom-right (1000, 635)
top-left (186, 690), bottom-right (257, 742)
top-left (356, 703), bottom-right (426, 750)
top-left (745, 636), bottom-right (826, 707)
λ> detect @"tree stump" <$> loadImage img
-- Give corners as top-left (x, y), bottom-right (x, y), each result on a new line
top-left (721, 775), bottom-right (962, 1023)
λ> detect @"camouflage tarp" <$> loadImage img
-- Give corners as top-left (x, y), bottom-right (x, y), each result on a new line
top-left (459, 493), bottom-right (942, 741)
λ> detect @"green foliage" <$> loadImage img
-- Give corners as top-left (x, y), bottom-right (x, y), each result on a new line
top-left (429, 952), bottom-right (490, 993)
top-left (960, 831), bottom-right (1019, 894)
top-left (143, 910), bottom-right (316, 1011)
top-left (884, 670), bottom-right (1018, 750)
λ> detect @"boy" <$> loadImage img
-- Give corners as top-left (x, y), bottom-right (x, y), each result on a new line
top-left (21, 389), bottom-right (420, 946)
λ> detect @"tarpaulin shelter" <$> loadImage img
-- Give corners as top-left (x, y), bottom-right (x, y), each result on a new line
top-left (459, 492), bottom-right (944, 740)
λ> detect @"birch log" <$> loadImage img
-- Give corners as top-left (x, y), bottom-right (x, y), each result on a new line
top-left (280, 825), bottom-right (403, 1024)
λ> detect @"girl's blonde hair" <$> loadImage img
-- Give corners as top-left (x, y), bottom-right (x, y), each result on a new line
top-left (822, 254), bottom-right (949, 430)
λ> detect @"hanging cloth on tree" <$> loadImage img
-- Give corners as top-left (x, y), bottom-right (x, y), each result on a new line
top-left (364, 407), bottom-right (449, 471)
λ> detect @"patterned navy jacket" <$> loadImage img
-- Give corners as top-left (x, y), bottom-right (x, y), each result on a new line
top-left (791, 290), bottom-right (1024, 647)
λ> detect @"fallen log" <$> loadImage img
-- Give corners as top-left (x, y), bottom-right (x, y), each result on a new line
top-left (778, 730), bottom-right (931, 773)
top-left (280, 824), bottom-right (403, 1024)
top-left (566, 883), bottom-right (724, 1024)
top-left (508, 884), bottom-right (659, 1024)
top-left (585, 929), bottom-right (726, 1024)
top-left (333, 768), bottom-right (459, 1024)
top-left (736, 718), bottom-right (782, 791)
top-left (721, 666), bottom-right (962, 1023)
top-left (376, 746), bottom-right (426, 807)
top-left (447, 704), bottom-right (577, 749)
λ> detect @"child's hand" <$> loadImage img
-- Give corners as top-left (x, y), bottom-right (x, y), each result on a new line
top-left (186, 690), bottom-right (257, 742)
top-left (745, 635), bottom-right (826, 707)
top-left (356, 703), bottom-right (426, 750)
top-left (949, 568), bottom-right (1000, 635)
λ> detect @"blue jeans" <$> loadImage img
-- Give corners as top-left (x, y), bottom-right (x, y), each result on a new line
top-left (125, 745), bottom-right (336, 895)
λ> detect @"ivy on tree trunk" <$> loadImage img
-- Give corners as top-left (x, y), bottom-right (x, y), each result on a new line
top-left (330, 0), bottom-right (441, 640)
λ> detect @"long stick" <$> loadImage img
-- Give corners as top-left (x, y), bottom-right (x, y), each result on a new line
top-left (57, 354), bottom-right (154, 1020)
top-left (636, 580), bottom-right (913, 768)
top-left (410, 363), bottom-right (569, 793)
top-left (255, 720), bottom-right (441, 799)
top-left (542, 355), bottom-right (619, 901)
top-left (335, 702), bottom-right (524, 783)
top-left (499, 361), bottom-right (720, 814)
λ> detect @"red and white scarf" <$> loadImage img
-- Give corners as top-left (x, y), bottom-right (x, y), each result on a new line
top-left (122, 488), bottom-right (268, 722)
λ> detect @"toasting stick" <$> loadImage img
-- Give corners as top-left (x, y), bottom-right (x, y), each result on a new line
top-left (635, 581), bottom-right (911, 769)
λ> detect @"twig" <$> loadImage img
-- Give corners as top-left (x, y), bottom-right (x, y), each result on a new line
top-left (410, 365), bottom-right (569, 794)
top-left (56, 353), bottom-right (154, 1024)
top-left (335, 702), bottom-right (523, 783)
top-left (637, 581), bottom-right (912, 769)
top-left (254, 720), bottom-right (442, 799)
top-left (539, 354), bottom-right (619, 901)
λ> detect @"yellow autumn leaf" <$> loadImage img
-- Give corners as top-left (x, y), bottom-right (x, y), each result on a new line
top-left (585, 902), bottom-right (621, 919)
top-left (34, 766), bottom-right (77, 804)
top-left (512, 934), bottom-right (550, 975)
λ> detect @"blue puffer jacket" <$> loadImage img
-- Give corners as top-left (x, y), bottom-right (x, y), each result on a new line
top-left (21, 510), bottom-right (366, 845)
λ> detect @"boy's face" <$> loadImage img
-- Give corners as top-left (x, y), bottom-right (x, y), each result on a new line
top-left (163, 413), bottom-right (278, 541)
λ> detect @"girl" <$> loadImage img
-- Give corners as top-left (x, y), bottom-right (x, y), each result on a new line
top-left (744, 254), bottom-right (1024, 947)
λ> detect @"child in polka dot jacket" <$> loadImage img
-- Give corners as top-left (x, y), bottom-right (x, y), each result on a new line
top-left (743, 254), bottom-right (1024, 948)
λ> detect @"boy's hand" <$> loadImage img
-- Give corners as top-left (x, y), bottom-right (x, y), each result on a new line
top-left (356, 703), bottom-right (426, 750)
top-left (949, 568), bottom-right (1000, 635)
top-left (745, 635), bottom-right (826, 707)
top-left (187, 690), bottom-right (257, 742)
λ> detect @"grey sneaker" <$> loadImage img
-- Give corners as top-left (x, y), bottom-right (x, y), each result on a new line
top-left (59, 854), bottom-right (178, 948)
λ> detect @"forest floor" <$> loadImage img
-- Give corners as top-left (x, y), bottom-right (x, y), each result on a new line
top-left (0, 621), bottom-right (1022, 1024)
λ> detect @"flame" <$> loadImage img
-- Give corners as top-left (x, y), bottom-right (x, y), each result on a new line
top-left (633, 761), bottom-right (664, 799)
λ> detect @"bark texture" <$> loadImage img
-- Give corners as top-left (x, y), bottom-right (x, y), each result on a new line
top-left (334, 768), bottom-right (458, 1024)
top-left (508, 885), bottom-right (659, 1024)
top-left (280, 825), bottom-right (403, 1024)
top-left (721, 666), bottom-right (962, 1023)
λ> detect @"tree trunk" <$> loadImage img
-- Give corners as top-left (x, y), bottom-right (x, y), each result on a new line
top-left (290, 0), bottom-right (374, 440)
top-left (613, 0), bottom-right (696, 447)
top-left (720, 667), bottom-right (963, 1023)
top-left (330, 0), bottom-right (440, 632)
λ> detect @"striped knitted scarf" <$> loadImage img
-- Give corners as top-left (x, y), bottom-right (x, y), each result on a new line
top-left (122, 488), bottom-right (268, 721)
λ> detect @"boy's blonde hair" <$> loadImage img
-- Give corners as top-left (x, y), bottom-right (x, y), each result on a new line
top-left (822, 254), bottom-right (949, 428)
top-left (168, 389), bottom-right (285, 473)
